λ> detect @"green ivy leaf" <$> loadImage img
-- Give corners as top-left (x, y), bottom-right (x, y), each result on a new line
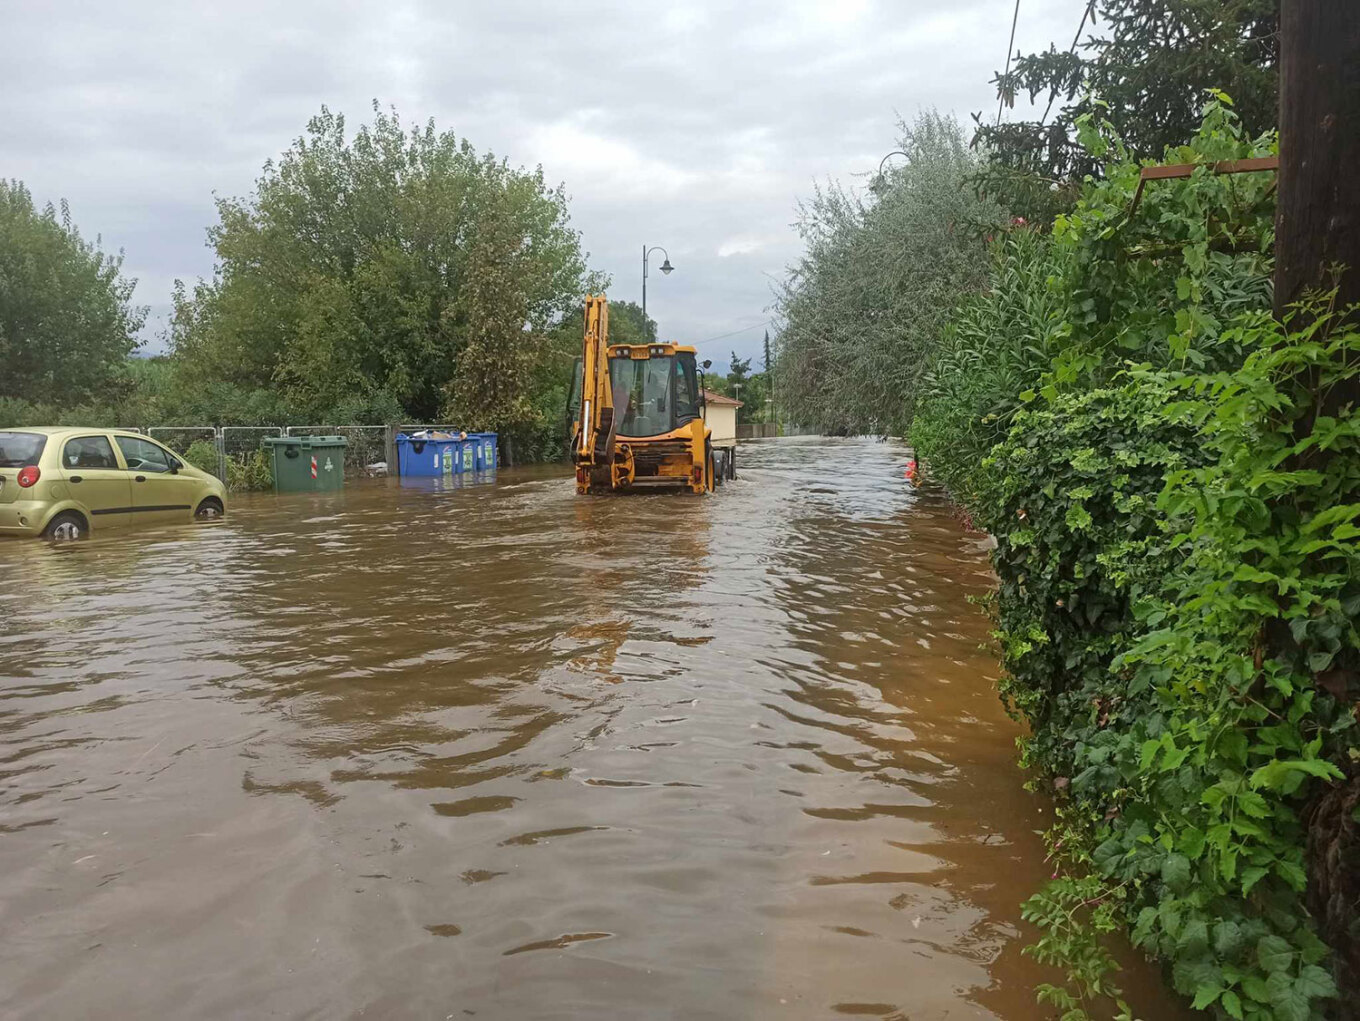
top-left (1220, 989), bottom-right (1244, 1019)
top-left (1213, 920), bottom-right (1244, 958)
top-left (1161, 854), bottom-right (1192, 894)
top-left (1249, 758), bottom-right (1343, 790)
top-left (1256, 935), bottom-right (1293, 974)
top-left (1266, 971), bottom-right (1310, 1021)
top-left (1236, 790), bottom-right (1271, 819)
top-left (1295, 964), bottom-right (1337, 999)
top-left (1190, 983), bottom-right (1222, 1010)
top-left (1178, 825), bottom-right (1206, 859)
top-left (1240, 973), bottom-right (1270, 1003)
top-left (1178, 918), bottom-right (1209, 954)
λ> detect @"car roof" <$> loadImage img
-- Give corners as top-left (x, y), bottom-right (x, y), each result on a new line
top-left (0, 426), bottom-right (150, 436)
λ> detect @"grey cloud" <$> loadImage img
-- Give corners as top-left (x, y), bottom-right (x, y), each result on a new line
top-left (2, 0), bottom-right (1074, 370)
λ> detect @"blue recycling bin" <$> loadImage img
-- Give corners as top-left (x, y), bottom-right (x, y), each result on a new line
top-left (396, 434), bottom-right (464, 477)
top-left (472, 432), bottom-right (497, 471)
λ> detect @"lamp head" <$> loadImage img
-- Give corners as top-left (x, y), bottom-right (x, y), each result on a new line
top-left (659, 258), bottom-right (674, 275)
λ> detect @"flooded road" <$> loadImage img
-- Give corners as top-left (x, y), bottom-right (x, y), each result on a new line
top-left (0, 438), bottom-right (1182, 1019)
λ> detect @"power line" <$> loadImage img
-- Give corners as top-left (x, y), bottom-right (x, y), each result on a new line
top-left (996, 0), bottom-right (1023, 127)
top-left (691, 318), bottom-right (774, 347)
top-left (1039, 0), bottom-right (1096, 127)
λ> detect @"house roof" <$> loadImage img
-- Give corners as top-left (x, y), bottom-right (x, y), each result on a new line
top-left (701, 388), bottom-right (744, 408)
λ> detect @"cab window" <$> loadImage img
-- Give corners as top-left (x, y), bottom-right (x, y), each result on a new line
top-left (673, 355), bottom-right (701, 423)
top-left (62, 435), bottom-right (119, 470)
top-left (115, 435), bottom-right (173, 474)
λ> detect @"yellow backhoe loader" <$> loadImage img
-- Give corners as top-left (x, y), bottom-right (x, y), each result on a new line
top-left (568, 295), bottom-right (720, 495)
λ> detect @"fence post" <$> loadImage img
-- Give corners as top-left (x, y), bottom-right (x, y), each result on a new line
top-left (215, 428), bottom-right (226, 482)
top-left (385, 425), bottom-right (397, 475)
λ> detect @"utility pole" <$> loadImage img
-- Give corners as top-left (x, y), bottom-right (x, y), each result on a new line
top-left (1276, 2), bottom-right (1360, 1004)
top-left (1276, 2), bottom-right (1360, 359)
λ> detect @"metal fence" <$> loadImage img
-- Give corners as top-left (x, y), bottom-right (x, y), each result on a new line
top-left (220, 426), bottom-right (283, 481)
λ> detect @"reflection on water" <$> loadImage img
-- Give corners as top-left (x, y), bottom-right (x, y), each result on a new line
top-left (0, 438), bottom-right (1184, 1019)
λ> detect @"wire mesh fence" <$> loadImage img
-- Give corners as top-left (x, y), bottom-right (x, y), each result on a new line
top-left (147, 426), bottom-right (220, 476)
top-left (220, 426), bottom-right (283, 488)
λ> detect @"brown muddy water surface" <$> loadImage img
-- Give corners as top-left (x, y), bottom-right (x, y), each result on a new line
top-left (0, 438), bottom-right (1187, 1019)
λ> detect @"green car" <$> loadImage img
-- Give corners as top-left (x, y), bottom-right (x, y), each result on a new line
top-left (0, 427), bottom-right (228, 540)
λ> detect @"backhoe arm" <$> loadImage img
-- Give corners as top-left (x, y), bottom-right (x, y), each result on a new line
top-left (575, 294), bottom-right (616, 469)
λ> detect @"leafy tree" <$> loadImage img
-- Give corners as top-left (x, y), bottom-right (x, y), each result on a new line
top-left (0, 180), bottom-right (146, 404)
top-left (974, 0), bottom-right (1277, 219)
top-left (723, 352), bottom-right (766, 423)
top-left (727, 352), bottom-right (751, 386)
top-left (773, 110), bottom-right (1003, 434)
top-left (171, 103), bottom-right (588, 449)
top-left (605, 300), bottom-right (656, 343)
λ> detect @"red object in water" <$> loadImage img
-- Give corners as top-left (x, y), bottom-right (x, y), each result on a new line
top-left (903, 460), bottom-right (918, 485)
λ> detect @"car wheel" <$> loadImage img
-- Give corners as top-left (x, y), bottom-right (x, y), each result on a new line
top-left (195, 497), bottom-right (225, 520)
top-left (44, 511), bottom-right (88, 541)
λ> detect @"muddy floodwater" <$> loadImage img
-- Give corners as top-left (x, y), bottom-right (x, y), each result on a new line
top-left (0, 438), bottom-right (1187, 1019)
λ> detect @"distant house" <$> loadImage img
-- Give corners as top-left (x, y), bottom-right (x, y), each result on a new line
top-left (701, 389), bottom-right (742, 449)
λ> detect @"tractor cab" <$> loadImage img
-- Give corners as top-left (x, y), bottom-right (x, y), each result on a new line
top-left (568, 344), bottom-right (704, 440)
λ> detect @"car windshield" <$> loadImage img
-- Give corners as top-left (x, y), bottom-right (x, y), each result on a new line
top-left (0, 432), bottom-right (47, 468)
top-left (609, 353), bottom-right (701, 437)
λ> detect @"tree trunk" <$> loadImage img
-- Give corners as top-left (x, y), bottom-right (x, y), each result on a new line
top-left (1277, 5), bottom-right (1360, 1012)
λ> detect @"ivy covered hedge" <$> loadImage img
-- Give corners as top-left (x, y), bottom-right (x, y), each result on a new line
top-left (915, 96), bottom-right (1360, 1019)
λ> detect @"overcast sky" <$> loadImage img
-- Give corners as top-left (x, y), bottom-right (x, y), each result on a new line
top-left (3, 0), bottom-right (1076, 372)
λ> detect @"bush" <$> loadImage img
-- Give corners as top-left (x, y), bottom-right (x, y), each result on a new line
top-left (225, 449), bottom-right (272, 491)
top-left (976, 378), bottom-right (1208, 778)
top-left (181, 439), bottom-right (219, 476)
top-left (914, 97), bottom-right (1359, 1017)
top-left (912, 227), bottom-right (1062, 506)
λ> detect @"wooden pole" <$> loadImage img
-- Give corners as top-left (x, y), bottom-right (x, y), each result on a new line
top-left (1275, 3), bottom-right (1360, 320)
top-left (1279, 3), bottom-right (1360, 1006)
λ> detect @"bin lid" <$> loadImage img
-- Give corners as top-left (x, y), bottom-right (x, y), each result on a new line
top-left (262, 435), bottom-right (349, 447)
top-left (397, 434), bottom-right (458, 444)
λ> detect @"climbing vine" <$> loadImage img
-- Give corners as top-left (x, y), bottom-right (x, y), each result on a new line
top-left (918, 95), bottom-right (1360, 1018)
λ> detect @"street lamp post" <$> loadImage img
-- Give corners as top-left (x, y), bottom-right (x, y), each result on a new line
top-left (641, 244), bottom-right (673, 334)
top-left (872, 150), bottom-right (911, 194)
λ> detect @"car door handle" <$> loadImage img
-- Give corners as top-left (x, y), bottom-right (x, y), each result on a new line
top-left (69, 475), bottom-right (83, 483)
top-left (135, 475), bottom-right (147, 483)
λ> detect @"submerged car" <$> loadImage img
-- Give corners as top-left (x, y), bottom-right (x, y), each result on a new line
top-left (0, 427), bottom-right (227, 540)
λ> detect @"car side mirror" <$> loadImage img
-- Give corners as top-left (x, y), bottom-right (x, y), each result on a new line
top-left (169, 458), bottom-right (182, 474)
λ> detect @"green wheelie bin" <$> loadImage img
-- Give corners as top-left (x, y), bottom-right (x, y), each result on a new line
top-left (262, 436), bottom-right (349, 493)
